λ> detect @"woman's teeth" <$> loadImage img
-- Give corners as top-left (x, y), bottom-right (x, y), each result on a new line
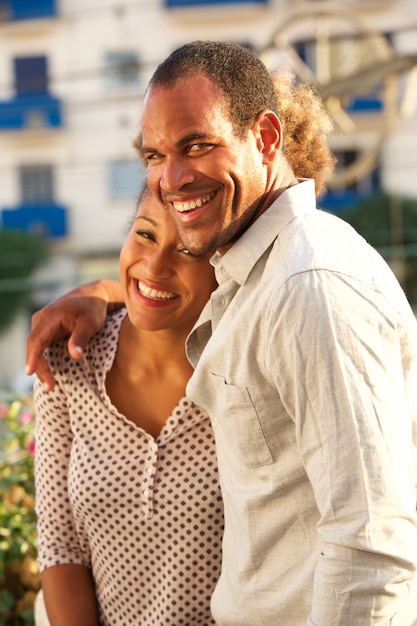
top-left (174, 191), bottom-right (215, 213)
top-left (137, 281), bottom-right (176, 301)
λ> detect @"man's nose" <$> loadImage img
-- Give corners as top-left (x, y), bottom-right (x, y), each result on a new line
top-left (160, 157), bottom-right (196, 192)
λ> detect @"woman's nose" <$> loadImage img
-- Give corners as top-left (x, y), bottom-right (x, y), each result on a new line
top-left (144, 249), bottom-right (174, 279)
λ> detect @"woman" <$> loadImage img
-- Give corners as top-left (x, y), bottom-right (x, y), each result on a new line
top-left (34, 186), bottom-right (221, 625)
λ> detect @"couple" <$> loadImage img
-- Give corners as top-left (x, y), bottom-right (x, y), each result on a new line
top-left (29, 41), bottom-right (417, 626)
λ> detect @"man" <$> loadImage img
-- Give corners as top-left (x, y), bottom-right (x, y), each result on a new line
top-left (28, 42), bottom-right (417, 625)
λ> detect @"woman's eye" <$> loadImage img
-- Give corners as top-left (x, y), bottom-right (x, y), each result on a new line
top-left (136, 231), bottom-right (154, 242)
top-left (179, 247), bottom-right (195, 256)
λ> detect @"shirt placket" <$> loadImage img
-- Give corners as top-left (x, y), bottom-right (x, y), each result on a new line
top-left (140, 438), bottom-right (158, 519)
top-left (211, 274), bottom-right (239, 331)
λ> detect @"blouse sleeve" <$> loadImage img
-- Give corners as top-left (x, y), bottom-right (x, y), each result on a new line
top-left (34, 344), bottom-right (89, 572)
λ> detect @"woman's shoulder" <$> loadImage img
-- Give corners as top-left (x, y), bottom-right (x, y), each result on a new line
top-left (83, 307), bottom-right (127, 363)
top-left (44, 308), bottom-right (127, 369)
top-left (98, 308), bottom-right (128, 344)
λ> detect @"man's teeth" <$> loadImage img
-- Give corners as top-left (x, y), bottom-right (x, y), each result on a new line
top-left (137, 281), bottom-right (176, 300)
top-left (173, 191), bottom-right (216, 213)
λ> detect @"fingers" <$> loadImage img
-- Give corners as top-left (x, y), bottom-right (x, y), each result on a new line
top-left (25, 328), bottom-right (56, 390)
top-left (25, 307), bottom-right (68, 385)
top-left (26, 325), bottom-right (86, 391)
top-left (26, 283), bottom-right (117, 392)
top-left (25, 326), bottom-right (55, 390)
top-left (31, 354), bottom-right (57, 392)
top-left (65, 298), bottom-right (110, 358)
top-left (67, 336), bottom-right (85, 360)
top-left (26, 333), bottom-right (50, 377)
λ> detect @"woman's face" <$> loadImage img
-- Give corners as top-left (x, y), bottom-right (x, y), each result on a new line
top-left (119, 191), bottom-right (217, 334)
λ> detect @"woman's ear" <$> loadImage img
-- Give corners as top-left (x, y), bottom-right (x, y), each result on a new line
top-left (253, 110), bottom-right (282, 164)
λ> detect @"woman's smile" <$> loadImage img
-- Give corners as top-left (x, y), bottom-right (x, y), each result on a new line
top-left (136, 279), bottom-right (178, 302)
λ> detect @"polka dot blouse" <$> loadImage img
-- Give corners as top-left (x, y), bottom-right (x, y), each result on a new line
top-left (35, 309), bottom-right (223, 626)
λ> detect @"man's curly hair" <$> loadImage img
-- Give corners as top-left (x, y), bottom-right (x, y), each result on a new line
top-left (272, 71), bottom-right (336, 197)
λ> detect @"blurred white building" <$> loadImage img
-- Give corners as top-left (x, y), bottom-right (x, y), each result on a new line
top-left (0, 0), bottom-right (417, 390)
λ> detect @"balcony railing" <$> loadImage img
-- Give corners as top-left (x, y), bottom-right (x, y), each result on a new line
top-left (0, 95), bottom-right (62, 131)
top-left (5, 0), bottom-right (56, 20)
top-left (1, 204), bottom-right (68, 239)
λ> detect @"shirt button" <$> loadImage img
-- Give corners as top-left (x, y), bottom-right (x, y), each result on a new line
top-left (143, 489), bottom-right (149, 498)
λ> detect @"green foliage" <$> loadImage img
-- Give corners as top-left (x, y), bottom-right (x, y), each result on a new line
top-left (0, 396), bottom-right (39, 626)
top-left (338, 192), bottom-right (417, 305)
top-left (338, 192), bottom-right (417, 247)
top-left (0, 231), bottom-right (48, 334)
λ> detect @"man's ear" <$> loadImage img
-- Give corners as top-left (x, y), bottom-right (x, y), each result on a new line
top-left (253, 110), bottom-right (282, 164)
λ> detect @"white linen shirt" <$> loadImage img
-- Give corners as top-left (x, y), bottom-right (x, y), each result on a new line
top-left (186, 179), bottom-right (417, 626)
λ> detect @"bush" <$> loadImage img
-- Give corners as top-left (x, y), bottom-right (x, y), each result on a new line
top-left (0, 230), bottom-right (48, 334)
top-left (0, 395), bottom-right (39, 625)
top-left (339, 192), bottom-right (417, 305)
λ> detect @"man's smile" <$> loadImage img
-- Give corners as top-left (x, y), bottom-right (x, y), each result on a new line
top-left (171, 191), bottom-right (216, 213)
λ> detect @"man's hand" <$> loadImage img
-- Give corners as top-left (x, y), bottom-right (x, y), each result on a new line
top-left (26, 280), bottom-right (124, 391)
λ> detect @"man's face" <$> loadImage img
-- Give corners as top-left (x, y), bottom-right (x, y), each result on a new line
top-left (141, 75), bottom-right (269, 256)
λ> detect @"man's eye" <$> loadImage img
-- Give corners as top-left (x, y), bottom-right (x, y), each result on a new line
top-left (187, 143), bottom-right (212, 154)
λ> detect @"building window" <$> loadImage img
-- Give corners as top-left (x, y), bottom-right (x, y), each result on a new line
top-left (14, 56), bottom-right (48, 96)
top-left (20, 165), bottom-right (54, 204)
top-left (108, 160), bottom-right (146, 199)
top-left (105, 52), bottom-right (139, 89)
top-left (0, 3), bottom-right (9, 20)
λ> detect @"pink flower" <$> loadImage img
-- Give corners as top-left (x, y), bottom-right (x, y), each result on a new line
top-left (19, 410), bottom-right (34, 425)
top-left (0, 403), bottom-right (9, 418)
top-left (27, 440), bottom-right (35, 456)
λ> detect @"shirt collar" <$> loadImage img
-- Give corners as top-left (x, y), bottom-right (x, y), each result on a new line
top-left (210, 179), bottom-right (316, 286)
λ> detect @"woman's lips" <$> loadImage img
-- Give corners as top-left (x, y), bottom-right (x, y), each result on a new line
top-left (136, 280), bottom-right (177, 301)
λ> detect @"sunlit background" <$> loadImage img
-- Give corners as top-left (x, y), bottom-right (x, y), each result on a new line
top-left (1, 0), bottom-right (417, 391)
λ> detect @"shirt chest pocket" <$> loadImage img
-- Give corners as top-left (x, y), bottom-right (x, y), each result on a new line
top-left (212, 377), bottom-right (274, 469)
